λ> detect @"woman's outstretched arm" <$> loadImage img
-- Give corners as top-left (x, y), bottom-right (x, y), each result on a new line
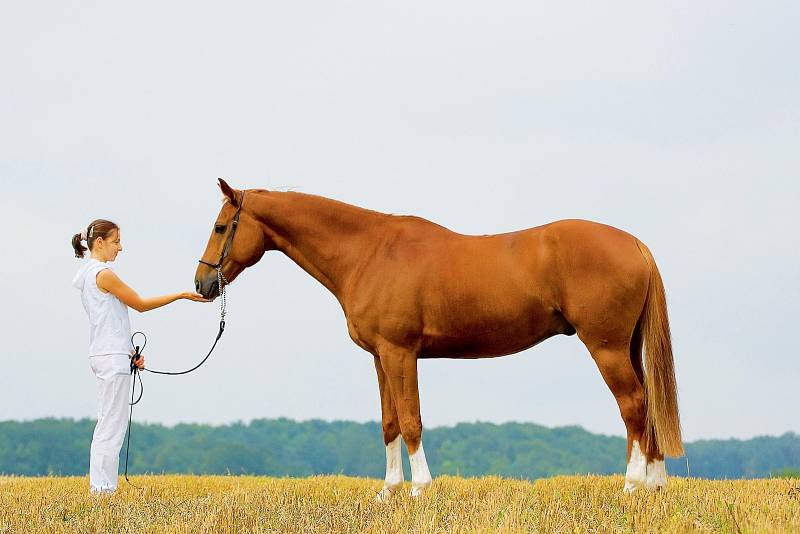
top-left (96, 269), bottom-right (209, 312)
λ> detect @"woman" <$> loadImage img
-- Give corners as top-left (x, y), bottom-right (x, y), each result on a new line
top-left (71, 219), bottom-right (208, 494)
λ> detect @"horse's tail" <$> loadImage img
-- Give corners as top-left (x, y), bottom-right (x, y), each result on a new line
top-left (635, 240), bottom-right (684, 457)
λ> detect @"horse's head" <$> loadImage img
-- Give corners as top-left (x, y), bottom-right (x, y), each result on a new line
top-left (194, 178), bottom-right (266, 300)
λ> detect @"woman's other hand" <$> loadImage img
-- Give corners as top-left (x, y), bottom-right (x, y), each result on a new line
top-left (129, 349), bottom-right (145, 370)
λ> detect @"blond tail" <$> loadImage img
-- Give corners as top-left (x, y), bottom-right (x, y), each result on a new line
top-left (636, 240), bottom-right (684, 457)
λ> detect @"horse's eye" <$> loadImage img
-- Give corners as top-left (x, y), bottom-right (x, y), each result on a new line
top-left (214, 224), bottom-right (226, 234)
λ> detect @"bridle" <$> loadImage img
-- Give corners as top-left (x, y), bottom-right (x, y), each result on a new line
top-left (198, 189), bottom-right (245, 271)
top-left (123, 189), bottom-right (246, 488)
top-left (198, 189), bottom-right (246, 321)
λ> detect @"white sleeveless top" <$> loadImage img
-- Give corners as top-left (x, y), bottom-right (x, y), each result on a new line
top-left (71, 258), bottom-right (132, 356)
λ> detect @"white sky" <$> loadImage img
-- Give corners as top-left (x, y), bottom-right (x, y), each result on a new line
top-left (1, 1), bottom-right (797, 441)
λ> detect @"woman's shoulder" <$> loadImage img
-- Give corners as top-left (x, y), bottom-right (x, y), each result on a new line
top-left (89, 261), bottom-right (120, 294)
top-left (73, 259), bottom-right (113, 290)
top-left (87, 259), bottom-right (114, 276)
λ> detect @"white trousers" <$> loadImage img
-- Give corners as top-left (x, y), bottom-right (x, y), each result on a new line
top-left (89, 354), bottom-right (131, 494)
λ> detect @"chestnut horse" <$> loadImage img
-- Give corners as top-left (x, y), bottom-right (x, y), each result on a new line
top-left (195, 179), bottom-right (682, 499)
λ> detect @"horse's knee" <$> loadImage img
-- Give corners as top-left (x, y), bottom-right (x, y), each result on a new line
top-left (382, 420), bottom-right (400, 444)
top-left (400, 417), bottom-right (423, 452)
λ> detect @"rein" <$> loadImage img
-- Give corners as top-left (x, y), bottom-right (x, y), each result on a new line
top-left (122, 190), bottom-right (244, 486)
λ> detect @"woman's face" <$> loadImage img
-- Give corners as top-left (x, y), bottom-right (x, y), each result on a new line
top-left (93, 228), bottom-right (123, 261)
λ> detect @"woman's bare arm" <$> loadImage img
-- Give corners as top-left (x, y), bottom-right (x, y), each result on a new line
top-left (96, 269), bottom-right (208, 312)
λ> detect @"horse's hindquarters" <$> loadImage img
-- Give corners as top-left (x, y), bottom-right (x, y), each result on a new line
top-left (551, 221), bottom-right (650, 350)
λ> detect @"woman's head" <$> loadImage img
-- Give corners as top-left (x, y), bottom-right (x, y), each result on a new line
top-left (71, 219), bottom-right (122, 261)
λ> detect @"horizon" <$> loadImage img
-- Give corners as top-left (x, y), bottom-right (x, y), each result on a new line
top-left (4, 416), bottom-right (796, 443)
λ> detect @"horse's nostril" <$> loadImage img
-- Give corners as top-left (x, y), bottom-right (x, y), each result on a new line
top-left (195, 280), bottom-right (200, 293)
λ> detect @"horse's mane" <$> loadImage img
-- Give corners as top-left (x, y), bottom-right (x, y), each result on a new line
top-left (220, 186), bottom-right (300, 205)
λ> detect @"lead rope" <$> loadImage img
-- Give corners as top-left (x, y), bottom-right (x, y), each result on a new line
top-left (144, 267), bottom-right (228, 375)
top-left (123, 267), bottom-right (228, 487)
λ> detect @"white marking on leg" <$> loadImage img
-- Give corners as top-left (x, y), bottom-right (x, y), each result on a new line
top-left (375, 435), bottom-right (403, 502)
top-left (384, 435), bottom-right (404, 488)
top-left (646, 459), bottom-right (667, 490)
top-left (623, 440), bottom-right (647, 494)
top-left (408, 442), bottom-right (432, 497)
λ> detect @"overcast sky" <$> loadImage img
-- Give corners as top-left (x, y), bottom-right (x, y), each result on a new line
top-left (1, 1), bottom-right (797, 442)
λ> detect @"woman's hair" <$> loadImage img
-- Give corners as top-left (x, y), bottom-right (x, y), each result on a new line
top-left (71, 219), bottom-right (120, 258)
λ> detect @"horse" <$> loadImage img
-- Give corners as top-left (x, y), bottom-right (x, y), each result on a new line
top-left (194, 178), bottom-right (683, 499)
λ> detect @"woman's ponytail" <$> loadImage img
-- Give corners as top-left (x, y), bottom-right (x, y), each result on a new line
top-left (72, 233), bottom-right (88, 258)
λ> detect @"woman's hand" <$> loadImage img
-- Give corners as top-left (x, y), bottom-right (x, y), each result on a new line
top-left (181, 292), bottom-right (212, 302)
top-left (130, 349), bottom-right (145, 370)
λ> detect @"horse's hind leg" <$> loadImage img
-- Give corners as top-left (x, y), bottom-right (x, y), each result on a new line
top-left (588, 343), bottom-right (657, 493)
top-left (373, 355), bottom-right (404, 502)
top-left (628, 324), bottom-right (668, 490)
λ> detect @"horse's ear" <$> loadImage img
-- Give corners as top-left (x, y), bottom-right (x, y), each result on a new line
top-left (218, 178), bottom-right (239, 207)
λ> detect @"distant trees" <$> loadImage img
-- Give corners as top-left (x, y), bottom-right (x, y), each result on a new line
top-left (0, 418), bottom-right (797, 479)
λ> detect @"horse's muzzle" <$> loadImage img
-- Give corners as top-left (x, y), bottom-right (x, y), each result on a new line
top-left (195, 277), bottom-right (219, 300)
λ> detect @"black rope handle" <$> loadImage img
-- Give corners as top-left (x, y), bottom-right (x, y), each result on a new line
top-left (128, 332), bottom-right (146, 406)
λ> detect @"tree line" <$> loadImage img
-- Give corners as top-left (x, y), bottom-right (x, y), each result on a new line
top-left (1, 418), bottom-right (797, 479)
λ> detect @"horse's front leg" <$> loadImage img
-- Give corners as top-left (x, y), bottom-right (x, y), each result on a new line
top-left (373, 355), bottom-right (404, 502)
top-left (377, 345), bottom-right (432, 498)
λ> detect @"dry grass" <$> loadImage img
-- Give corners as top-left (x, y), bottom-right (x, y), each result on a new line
top-left (1, 474), bottom-right (798, 533)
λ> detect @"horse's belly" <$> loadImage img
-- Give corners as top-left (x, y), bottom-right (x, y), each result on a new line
top-left (419, 314), bottom-right (563, 359)
top-left (420, 334), bottom-right (553, 359)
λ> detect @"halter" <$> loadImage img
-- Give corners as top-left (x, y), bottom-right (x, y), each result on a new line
top-left (198, 189), bottom-right (245, 270)
top-left (197, 190), bottom-right (245, 322)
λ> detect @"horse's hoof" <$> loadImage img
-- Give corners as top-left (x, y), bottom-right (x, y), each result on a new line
top-left (409, 485), bottom-right (426, 498)
top-left (624, 477), bottom-right (666, 494)
top-left (375, 487), bottom-right (393, 503)
top-left (645, 460), bottom-right (668, 490)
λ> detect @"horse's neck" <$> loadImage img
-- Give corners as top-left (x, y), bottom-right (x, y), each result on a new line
top-left (252, 191), bottom-right (387, 295)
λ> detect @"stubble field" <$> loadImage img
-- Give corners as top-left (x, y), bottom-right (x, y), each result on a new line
top-left (1, 474), bottom-right (798, 533)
